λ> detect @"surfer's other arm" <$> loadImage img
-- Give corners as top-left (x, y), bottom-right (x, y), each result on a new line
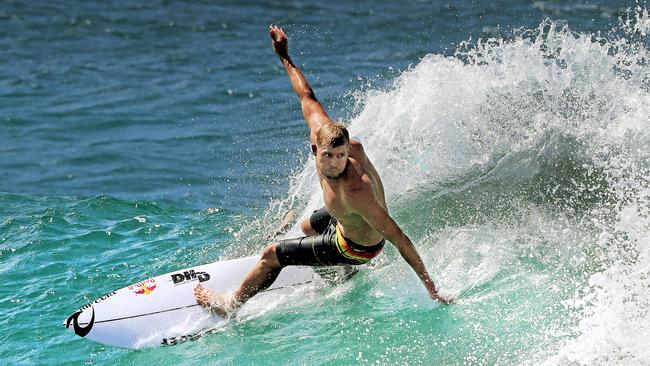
top-left (270, 25), bottom-right (331, 146)
top-left (353, 194), bottom-right (452, 305)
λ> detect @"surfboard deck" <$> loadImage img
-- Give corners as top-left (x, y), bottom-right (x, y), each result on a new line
top-left (63, 255), bottom-right (317, 349)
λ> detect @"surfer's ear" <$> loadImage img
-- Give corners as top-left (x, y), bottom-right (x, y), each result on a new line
top-left (311, 144), bottom-right (317, 156)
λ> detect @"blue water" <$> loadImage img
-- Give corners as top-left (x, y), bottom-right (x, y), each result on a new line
top-left (2, 1), bottom-right (650, 365)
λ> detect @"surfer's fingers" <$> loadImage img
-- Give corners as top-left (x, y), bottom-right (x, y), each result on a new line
top-left (270, 28), bottom-right (284, 42)
top-left (270, 25), bottom-right (284, 37)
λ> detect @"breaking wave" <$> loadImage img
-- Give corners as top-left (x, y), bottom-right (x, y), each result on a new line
top-left (236, 7), bottom-right (650, 364)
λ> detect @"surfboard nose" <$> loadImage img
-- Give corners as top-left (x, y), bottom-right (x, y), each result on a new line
top-left (64, 306), bottom-right (96, 338)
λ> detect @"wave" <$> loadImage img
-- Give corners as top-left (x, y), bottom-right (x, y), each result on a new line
top-left (241, 8), bottom-right (650, 365)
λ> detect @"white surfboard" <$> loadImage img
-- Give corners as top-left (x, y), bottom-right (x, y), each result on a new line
top-left (63, 256), bottom-right (317, 349)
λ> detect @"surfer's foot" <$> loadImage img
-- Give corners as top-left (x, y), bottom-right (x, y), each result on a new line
top-left (194, 284), bottom-right (238, 317)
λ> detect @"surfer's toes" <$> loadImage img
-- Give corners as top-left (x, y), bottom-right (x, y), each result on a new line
top-left (194, 285), bottom-right (211, 306)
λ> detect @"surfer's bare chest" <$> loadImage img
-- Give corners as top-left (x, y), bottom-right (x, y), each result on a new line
top-left (320, 179), bottom-right (371, 230)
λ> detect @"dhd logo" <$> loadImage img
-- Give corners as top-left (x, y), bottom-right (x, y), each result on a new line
top-left (171, 270), bottom-right (210, 285)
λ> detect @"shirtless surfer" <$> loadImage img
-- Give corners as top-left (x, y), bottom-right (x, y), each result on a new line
top-left (194, 26), bottom-right (451, 316)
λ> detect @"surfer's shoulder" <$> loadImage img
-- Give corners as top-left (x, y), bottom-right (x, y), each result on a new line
top-left (350, 138), bottom-right (365, 153)
top-left (349, 139), bottom-right (370, 163)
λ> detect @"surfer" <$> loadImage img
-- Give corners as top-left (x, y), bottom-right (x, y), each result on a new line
top-left (194, 25), bottom-right (451, 316)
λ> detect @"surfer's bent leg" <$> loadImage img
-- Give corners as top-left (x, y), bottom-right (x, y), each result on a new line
top-left (195, 208), bottom-right (381, 315)
top-left (301, 207), bottom-right (333, 235)
top-left (232, 244), bottom-right (283, 304)
top-left (194, 244), bottom-right (282, 316)
top-left (276, 209), bottom-right (383, 266)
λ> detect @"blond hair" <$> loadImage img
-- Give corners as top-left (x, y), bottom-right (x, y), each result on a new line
top-left (316, 122), bottom-right (350, 148)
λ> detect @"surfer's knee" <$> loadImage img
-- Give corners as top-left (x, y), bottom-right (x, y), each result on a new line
top-left (260, 244), bottom-right (281, 269)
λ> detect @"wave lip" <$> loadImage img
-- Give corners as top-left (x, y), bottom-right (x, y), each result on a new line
top-left (258, 10), bottom-right (650, 365)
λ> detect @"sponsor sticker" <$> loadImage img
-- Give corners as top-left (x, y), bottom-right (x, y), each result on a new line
top-left (66, 307), bottom-right (95, 337)
top-left (170, 269), bottom-right (210, 285)
top-left (129, 278), bottom-right (157, 295)
top-left (161, 327), bottom-right (219, 347)
top-left (161, 332), bottom-right (203, 346)
top-left (65, 291), bottom-right (116, 337)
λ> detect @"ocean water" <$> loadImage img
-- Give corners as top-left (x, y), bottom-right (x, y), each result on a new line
top-left (1, 1), bottom-right (650, 365)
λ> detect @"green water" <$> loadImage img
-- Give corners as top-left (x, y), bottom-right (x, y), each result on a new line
top-left (2, 1), bottom-right (650, 365)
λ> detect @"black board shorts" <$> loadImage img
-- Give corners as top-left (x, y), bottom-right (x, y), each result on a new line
top-left (275, 207), bottom-right (384, 266)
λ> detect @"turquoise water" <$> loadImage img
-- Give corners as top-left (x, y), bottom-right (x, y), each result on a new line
top-left (2, 1), bottom-right (650, 365)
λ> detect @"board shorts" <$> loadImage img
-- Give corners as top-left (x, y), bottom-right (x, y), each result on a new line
top-left (275, 207), bottom-right (385, 266)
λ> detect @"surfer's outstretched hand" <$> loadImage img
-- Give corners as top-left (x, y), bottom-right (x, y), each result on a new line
top-left (269, 25), bottom-right (288, 57)
top-left (430, 291), bottom-right (453, 305)
top-left (424, 277), bottom-right (453, 304)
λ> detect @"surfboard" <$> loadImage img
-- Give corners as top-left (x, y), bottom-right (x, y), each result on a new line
top-left (63, 255), bottom-right (317, 349)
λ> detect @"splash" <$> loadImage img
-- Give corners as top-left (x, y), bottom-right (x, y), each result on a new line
top-left (234, 7), bottom-right (650, 365)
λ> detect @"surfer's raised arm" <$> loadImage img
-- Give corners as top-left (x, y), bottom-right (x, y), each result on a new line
top-left (270, 25), bottom-right (332, 146)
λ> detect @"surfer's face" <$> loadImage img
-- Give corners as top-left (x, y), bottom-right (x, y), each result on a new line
top-left (314, 143), bottom-right (350, 180)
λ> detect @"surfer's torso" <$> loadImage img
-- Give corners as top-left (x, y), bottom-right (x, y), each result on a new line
top-left (320, 140), bottom-right (387, 246)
